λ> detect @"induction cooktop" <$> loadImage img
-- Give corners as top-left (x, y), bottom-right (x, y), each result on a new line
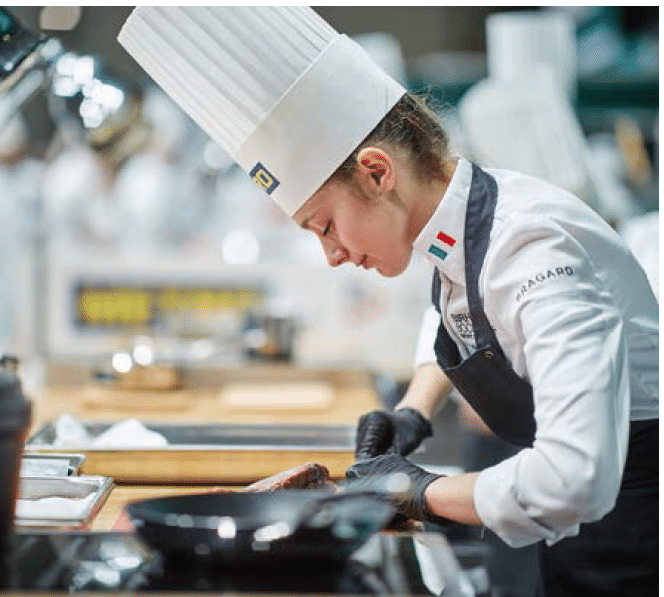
top-left (0, 530), bottom-right (481, 596)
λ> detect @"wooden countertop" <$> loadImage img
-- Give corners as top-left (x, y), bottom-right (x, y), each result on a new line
top-left (22, 364), bottom-right (382, 525)
top-left (30, 365), bottom-right (382, 428)
top-left (88, 483), bottom-right (240, 531)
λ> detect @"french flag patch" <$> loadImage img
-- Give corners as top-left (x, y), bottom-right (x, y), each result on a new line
top-left (428, 231), bottom-right (456, 261)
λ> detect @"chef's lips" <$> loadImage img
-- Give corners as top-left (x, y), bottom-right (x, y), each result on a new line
top-left (117, 6), bottom-right (405, 217)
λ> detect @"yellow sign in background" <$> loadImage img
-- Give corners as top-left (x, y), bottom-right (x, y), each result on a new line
top-left (76, 285), bottom-right (263, 328)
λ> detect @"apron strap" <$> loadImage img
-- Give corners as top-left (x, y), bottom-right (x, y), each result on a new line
top-left (465, 164), bottom-right (505, 357)
top-left (430, 164), bottom-right (536, 447)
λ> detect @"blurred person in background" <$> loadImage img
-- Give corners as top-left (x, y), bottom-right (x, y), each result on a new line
top-left (0, 114), bottom-right (44, 347)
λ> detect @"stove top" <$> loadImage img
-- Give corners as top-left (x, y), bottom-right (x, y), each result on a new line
top-left (1, 530), bottom-right (478, 596)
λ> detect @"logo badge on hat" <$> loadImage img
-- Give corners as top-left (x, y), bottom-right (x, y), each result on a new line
top-left (249, 163), bottom-right (279, 195)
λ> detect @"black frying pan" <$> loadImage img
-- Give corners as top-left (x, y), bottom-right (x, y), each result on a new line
top-left (126, 489), bottom-right (394, 566)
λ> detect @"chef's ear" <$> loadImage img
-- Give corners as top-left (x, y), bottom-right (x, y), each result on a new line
top-left (355, 147), bottom-right (396, 195)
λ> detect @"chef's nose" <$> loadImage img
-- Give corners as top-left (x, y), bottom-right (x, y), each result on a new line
top-left (326, 245), bottom-right (349, 267)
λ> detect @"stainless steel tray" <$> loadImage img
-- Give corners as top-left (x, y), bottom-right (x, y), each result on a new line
top-left (27, 421), bottom-right (356, 450)
top-left (25, 421), bottom-right (357, 484)
top-left (15, 475), bottom-right (113, 529)
top-left (20, 453), bottom-right (86, 477)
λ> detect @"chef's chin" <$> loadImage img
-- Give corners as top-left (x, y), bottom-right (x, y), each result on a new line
top-left (376, 260), bottom-right (410, 278)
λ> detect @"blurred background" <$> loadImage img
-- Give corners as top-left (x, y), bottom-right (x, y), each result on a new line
top-left (0, 5), bottom-right (658, 392)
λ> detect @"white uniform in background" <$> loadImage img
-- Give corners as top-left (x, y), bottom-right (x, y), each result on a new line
top-left (0, 115), bottom-right (44, 345)
top-left (619, 211), bottom-right (659, 300)
top-left (414, 158), bottom-right (658, 547)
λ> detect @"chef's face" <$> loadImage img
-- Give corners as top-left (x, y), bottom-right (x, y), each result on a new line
top-left (293, 173), bottom-right (414, 278)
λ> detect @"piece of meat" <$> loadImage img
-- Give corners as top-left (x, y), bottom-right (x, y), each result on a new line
top-left (206, 486), bottom-right (237, 494)
top-left (205, 462), bottom-right (333, 495)
top-left (114, 463), bottom-right (333, 530)
top-left (244, 462), bottom-right (332, 492)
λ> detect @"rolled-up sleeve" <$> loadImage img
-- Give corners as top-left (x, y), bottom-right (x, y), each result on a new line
top-left (473, 217), bottom-right (630, 547)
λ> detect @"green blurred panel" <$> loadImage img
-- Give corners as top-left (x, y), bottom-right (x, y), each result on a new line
top-left (577, 75), bottom-right (658, 110)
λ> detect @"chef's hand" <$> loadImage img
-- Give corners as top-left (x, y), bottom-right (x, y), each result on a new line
top-left (346, 453), bottom-right (445, 523)
top-left (355, 408), bottom-right (433, 459)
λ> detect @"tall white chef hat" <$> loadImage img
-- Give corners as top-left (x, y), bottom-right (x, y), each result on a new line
top-left (118, 6), bottom-right (406, 217)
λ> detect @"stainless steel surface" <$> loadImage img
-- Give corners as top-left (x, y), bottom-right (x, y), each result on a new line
top-left (25, 417), bottom-right (359, 483)
top-left (20, 453), bottom-right (86, 477)
top-left (27, 421), bottom-right (356, 451)
top-left (15, 475), bottom-right (113, 528)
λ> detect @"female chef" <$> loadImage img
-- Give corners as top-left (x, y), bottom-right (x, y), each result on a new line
top-left (338, 94), bottom-right (659, 597)
top-left (118, 7), bottom-right (658, 596)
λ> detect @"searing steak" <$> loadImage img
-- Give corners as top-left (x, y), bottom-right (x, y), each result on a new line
top-left (113, 462), bottom-right (334, 530)
top-left (244, 462), bottom-right (332, 492)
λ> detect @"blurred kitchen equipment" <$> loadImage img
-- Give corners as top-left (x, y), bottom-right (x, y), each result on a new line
top-left (92, 337), bottom-right (183, 391)
top-left (93, 359), bottom-right (183, 392)
top-left (0, 369), bottom-right (32, 554)
top-left (0, 8), bottom-right (47, 93)
top-left (0, 8), bottom-right (61, 128)
top-left (241, 310), bottom-right (297, 362)
top-left (0, 354), bottom-right (19, 374)
top-left (47, 50), bottom-right (148, 157)
top-left (126, 490), bottom-right (395, 566)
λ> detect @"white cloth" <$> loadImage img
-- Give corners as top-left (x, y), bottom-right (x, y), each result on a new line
top-left (49, 415), bottom-right (168, 448)
top-left (413, 158), bottom-right (659, 548)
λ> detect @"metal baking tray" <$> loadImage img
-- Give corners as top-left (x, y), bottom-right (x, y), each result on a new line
top-left (25, 421), bottom-right (357, 484)
top-left (20, 453), bottom-right (86, 477)
top-left (15, 475), bottom-right (113, 529)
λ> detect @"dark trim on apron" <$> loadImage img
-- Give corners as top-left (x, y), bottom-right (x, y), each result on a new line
top-left (432, 164), bottom-right (536, 447)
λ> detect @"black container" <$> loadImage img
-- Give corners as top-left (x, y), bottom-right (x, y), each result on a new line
top-left (0, 369), bottom-right (31, 553)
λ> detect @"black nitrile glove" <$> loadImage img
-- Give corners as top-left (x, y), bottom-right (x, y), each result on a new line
top-left (345, 453), bottom-right (444, 523)
top-left (355, 408), bottom-right (433, 459)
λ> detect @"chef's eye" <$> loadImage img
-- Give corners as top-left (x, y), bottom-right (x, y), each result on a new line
top-left (322, 222), bottom-right (331, 236)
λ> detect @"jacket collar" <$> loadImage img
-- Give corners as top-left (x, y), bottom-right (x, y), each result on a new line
top-left (413, 157), bottom-right (472, 285)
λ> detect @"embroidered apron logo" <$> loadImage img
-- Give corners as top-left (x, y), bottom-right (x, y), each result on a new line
top-left (428, 231), bottom-right (456, 261)
top-left (516, 266), bottom-right (574, 301)
top-left (451, 312), bottom-right (474, 340)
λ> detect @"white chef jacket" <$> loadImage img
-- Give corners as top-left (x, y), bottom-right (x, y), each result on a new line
top-left (413, 158), bottom-right (659, 548)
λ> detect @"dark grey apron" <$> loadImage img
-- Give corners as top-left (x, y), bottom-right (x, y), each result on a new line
top-left (432, 164), bottom-right (658, 596)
